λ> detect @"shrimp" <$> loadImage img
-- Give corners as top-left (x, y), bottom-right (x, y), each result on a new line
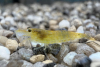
top-left (15, 28), bottom-right (95, 47)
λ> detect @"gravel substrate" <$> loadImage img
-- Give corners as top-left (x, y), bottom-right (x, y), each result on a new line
top-left (0, 1), bottom-right (100, 67)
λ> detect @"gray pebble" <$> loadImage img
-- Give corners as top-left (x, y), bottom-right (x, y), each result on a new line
top-left (0, 59), bottom-right (9, 67)
top-left (72, 54), bottom-right (91, 67)
top-left (18, 48), bottom-right (33, 61)
top-left (33, 62), bottom-right (45, 67)
top-left (10, 52), bottom-right (22, 60)
top-left (76, 44), bottom-right (95, 56)
top-left (7, 60), bottom-right (34, 67)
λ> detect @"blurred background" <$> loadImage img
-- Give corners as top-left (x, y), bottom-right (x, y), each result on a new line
top-left (0, 0), bottom-right (98, 5)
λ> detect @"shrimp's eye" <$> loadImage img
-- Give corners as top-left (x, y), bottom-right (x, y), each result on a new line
top-left (28, 29), bottom-right (31, 32)
top-left (27, 27), bottom-right (32, 32)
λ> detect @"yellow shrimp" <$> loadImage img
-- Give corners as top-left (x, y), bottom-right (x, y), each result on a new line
top-left (15, 28), bottom-right (95, 47)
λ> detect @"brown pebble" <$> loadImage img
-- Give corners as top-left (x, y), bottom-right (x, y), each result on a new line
top-left (6, 39), bottom-right (19, 51)
top-left (69, 43), bottom-right (83, 51)
top-left (30, 54), bottom-right (45, 63)
top-left (0, 36), bottom-right (8, 46)
top-left (47, 54), bottom-right (58, 63)
top-left (94, 34), bottom-right (100, 41)
top-left (86, 40), bottom-right (100, 52)
top-left (56, 43), bottom-right (69, 63)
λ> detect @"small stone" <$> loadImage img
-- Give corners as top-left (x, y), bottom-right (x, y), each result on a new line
top-left (59, 20), bottom-right (70, 29)
top-left (63, 51), bottom-right (77, 65)
top-left (94, 34), bottom-right (100, 41)
top-left (0, 36), bottom-right (8, 45)
top-left (49, 20), bottom-right (58, 25)
top-left (7, 60), bottom-right (34, 67)
top-left (20, 39), bottom-right (32, 49)
top-left (37, 11), bottom-right (43, 16)
top-left (83, 19), bottom-right (92, 25)
top-left (33, 62), bottom-right (45, 67)
top-left (1, 24), bottom-right (10, 30)
top-left (0, 46), bottom-right (10, 60)
top-left (76, 44), bottom-right (95, 56)
top-left (89, 29), bottom-right (96, 36)
top-left (26, 15), bottom-right (34, 21)
top-left (3, 30), bottom-right (13, 37)
top-left (0, 29), bottom-right (13, 37)
top-left (0, 43), bottom-right (4, 46)
top-left (2, 12), bottom-right (9, 17)
top-left (71, 19), bottom-right (82, 28)
top-left (6, 39), bottom-right (18, 51)
top-left (86, 23), bottom-right (97, 30)
top-left (0, 30), bottom-right (4, 36)
top-left (84, 31), bottom-right (93, 37)
top-left (72, 54), bottom-right (91, 67)
top-left (43, 60), bottom-right (53, 64)
top-left (18, 48), bottom-right (33, 61)
top-left (86, 40), bottom-right (100, 52)
top-left (50, 25), bottom-right (59, 30)
top-left (7, 60), bottom-right (23, 67)
top-left (68, 25), bottom-right (76, 32)
top-left (9, 26), bottom-right (17, 32)
top-left (17, 22), bottom-right (28, 29)
top-left (94, 22), bottom-right (99, 26)
top-left (39, 24), bottom-right (45, 30)
top-left (91, 62), bottom-right (100, 67)
top-left (69, 43), bottom-right (83, 51)
top-left (77, 26), bottom-right (84, 33)
top-left (54, 64), bottom-right (68, 67)
top-left (43, 63), bottom-right (56, 67)
top-left (0, 25), bottom-right (3, 29)
top-left (22, 23), bottom-right (29, 29)
top-left (47, 54), bottom-right (58, 63)
top-left (30, 54), bottom-right (45, 63)
top-left (56, 44), bottom-right (69, 63)
top-left (5, 16), bottom-right (16, 26)
top-left (33, 16), bottom-right (43, 24)
top-left (10, 52), bottom-right (22, 60)
top-left (22, 60), bottom-right (34, 67)
top-left (0, 59), bottom-right (9, 67)
top-left (89, 52), bottom-right (100, 62)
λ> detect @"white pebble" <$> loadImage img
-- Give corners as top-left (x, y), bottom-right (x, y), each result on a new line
top-left (26, 15), bottom-right (34, 21)
top-left (2, 12), bottom-right (9, 16)
top-left (91, 62), bottom-right (100, 67)
top-left (59, 20), bottom-right (70, 28)
top-left (5, 17), bottom-right (15, 25)
top-left (83, 19), bottom-right (92, 24)
top-left (77, 26), bottom-right (84, 33)
top-left (0, 46), bottom-right (10, 60)
top-left (95, 2), bottom-right (100, 7)
top-left (63, 52), bottom-right (77, 65)
top-left (33, 16), bottom-right (43, 24)
top-left (89, 52), bottom-right (100, 62)
top-left (71, 19), bottom-right (82, 27)
top-left (1, 19), bottom-right (6, 24)
top-left (68, 25), bottom-right (76, 32)
top-left (86, 23), bottom-right (96, 29)
top-left (42, 60), bottom-right (53, 64)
